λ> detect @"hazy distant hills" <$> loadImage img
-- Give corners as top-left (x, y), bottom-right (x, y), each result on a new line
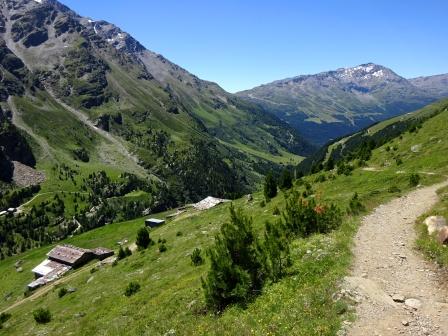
top-left (238, 63), bottom-right (448, 145)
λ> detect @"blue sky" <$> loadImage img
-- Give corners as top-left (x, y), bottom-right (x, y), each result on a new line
top-left (61, 0), bottom-right (448, 93)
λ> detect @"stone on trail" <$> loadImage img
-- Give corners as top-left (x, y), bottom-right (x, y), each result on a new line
top-left (437, 226), bottom-right (448, 244)
top-left (405, 298), bottom-right (422, 309)
top-left (424, 215), bottom-right (447, 235)
top-left (391, 293), bottom-right (405, 303)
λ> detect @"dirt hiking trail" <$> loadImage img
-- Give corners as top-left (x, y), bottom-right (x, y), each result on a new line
top-left (346, 181), bottom-right (448, 336)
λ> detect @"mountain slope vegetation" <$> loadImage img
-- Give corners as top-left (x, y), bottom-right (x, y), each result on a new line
top-left (1, 99), bottom-right (448, 335)
top-left (0, 0), bottom-right (315, 255)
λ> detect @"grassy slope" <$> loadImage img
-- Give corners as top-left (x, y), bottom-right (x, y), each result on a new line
top-left (1, 109), bottom-right (448, 335)
top-left (415, 186), bottom-right (448, 266)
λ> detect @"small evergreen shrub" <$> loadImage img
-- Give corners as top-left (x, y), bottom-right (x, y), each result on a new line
top-left (262, 220), bottom-right (291, 282)
top-left (190, 248), bottom-right (204, 266)
top-left (347, 193), bottom-right (366, 215)
top-left (136, 227), bottom-right (151, 250)
top-left (176, 231), bottom-right (183, 237)
top-left (278, 169), bottom-right (293, 190)
top-left (259, 200), bottom-right (266, 208)
top-left (33, 308), bottom-right (51, 324)
top-left (125, 247), bottom-right (132, 256)
top-left (264, 172), bottom-right (278, 200)
top-left (283, 191), bottom-right (342, 237)
top-left (272, 206), bottom-right (280, 215)
top-left (0, 312), bottom-right (11, 329)
top-left (202, 205), bottom-right (264, 311)
top-left (337, 162), bottom-right (354, 176)
top-left (409, 173), bottom-right (420, 187)
top-left (124, 281), bottom-right (140, 297)
top-left (117, 246), bottom-right (126, 260)
top-left (58, 287), bottom-right (68, 298)
top-left (158, 243), bottom-right (167, 253)
top-left (388, 186), bottom-right (401, 193)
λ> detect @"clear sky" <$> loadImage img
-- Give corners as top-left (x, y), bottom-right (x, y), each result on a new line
top-left (61, 0), bottom-right (448, 93)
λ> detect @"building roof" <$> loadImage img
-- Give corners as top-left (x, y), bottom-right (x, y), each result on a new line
top-left (145, 218), bottom-right (165, 224)
top-left (193, 196), bottom-right (229, 211)
top-left (47, 244), bottom-right (91, 265)
top-left (91, 247), bottom-right (114, 256)
top-left (32, 259), bottom-right (70, 277)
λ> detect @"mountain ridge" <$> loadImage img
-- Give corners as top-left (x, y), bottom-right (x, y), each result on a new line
top-left (237, 63), bottom-right (448, 145)
top-left (0, 0), bottom-right (314, 201)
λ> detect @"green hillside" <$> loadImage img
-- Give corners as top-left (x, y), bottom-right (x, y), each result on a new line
top-left (0, 0), bottom-right (316, 258)
top-left (1, 101), bottom-right (447, 335)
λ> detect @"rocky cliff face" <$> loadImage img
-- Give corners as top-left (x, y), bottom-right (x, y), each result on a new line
top-left (0, 107), bottom-right (35, 182)
top-left (238, 63), bottom-right (445, 145)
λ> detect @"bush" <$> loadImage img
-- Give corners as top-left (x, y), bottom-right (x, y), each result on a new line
top-left (33, 308), bottom-right (51, 324)
top-left (347, 193), bottom-right (366, 215)
top-left (388, 186), bottom-right (401, 193)
top-left (409, 173), bottom-right (420, 187)
top-left (136, 227), bottom-right (151, 250)
top-left (158, 243), bottom-right (167, 253)
top-left (278, 169), bottom-right (293, 190)
top-left (272, 206), bottom-right (280, 215)
top-left (264, 172), bottom-right (277, 200)
top-left (262, 220), bottom-right (291, 282)
top-left (124, 281), bottom-right (140, 297)
top-left (191, 248), bottom-right (204, 266)
top-left (125, 247), bottom-right (132, 256)
top-left (314, 174), bottom-right (327, 183)
top-left (336, 162), bottom-right (354, 176)
top-left (117, 246), bottom-right (126, 260)
top-left (202, 205), bottom-right (264, 311)
top-left (0, 312), bottom-right (11, 329)
top-left (282, 191), bottom-right (341, 237)
top-left (58, 287), bottom-right (68, 298)
top-left (176, 231), bottom-right (183, 237)
top-left (259, 200), bottom-right (265, 208)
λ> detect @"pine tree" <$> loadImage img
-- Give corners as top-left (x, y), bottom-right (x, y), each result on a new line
top-left (278, 169), bottom-right (293, 190)
top-left (117, 246), bottom-right (126, 260)
top-left (202, 205), bottom-right (264, 310)
top-left (136, 227), bottom-right (151, 250)
top-left (264, 172), bottom-right (277, 200)
top-left (262, 220), bottom-right (291, 282)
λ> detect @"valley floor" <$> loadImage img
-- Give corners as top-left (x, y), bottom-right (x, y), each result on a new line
top-left (345, 181), bottom-right (448, 336)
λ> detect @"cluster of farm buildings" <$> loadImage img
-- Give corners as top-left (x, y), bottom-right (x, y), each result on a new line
top-left (27, 196), bottom-right (228, 290)
top-left (28, 244), bottom-right (113, 290)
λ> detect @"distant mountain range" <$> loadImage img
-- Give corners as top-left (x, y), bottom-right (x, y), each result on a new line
top-left (238, 63), bottom-right (448, 145)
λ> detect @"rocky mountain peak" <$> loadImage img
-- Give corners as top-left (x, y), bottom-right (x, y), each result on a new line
top-left (334, 63), bottom-right (401, 83)
top-left (82, 19), bottom-right (145, 53)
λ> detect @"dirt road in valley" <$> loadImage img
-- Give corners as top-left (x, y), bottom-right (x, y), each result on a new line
top-left (346, 181), bottom-right (448, 336)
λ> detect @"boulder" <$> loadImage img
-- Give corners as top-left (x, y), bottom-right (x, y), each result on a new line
top-left (411, 144), bottom-right (422, 153)
top-left (424, 216), bottom-right (447, 235)
top-left (437, 226), bottom-right (448, 245)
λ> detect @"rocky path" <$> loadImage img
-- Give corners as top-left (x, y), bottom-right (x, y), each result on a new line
top-left (346, 181), bottom-right (448, 336)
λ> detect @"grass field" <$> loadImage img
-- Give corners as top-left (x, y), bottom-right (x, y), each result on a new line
top-left (1, 108), bottom-right (447, 335)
